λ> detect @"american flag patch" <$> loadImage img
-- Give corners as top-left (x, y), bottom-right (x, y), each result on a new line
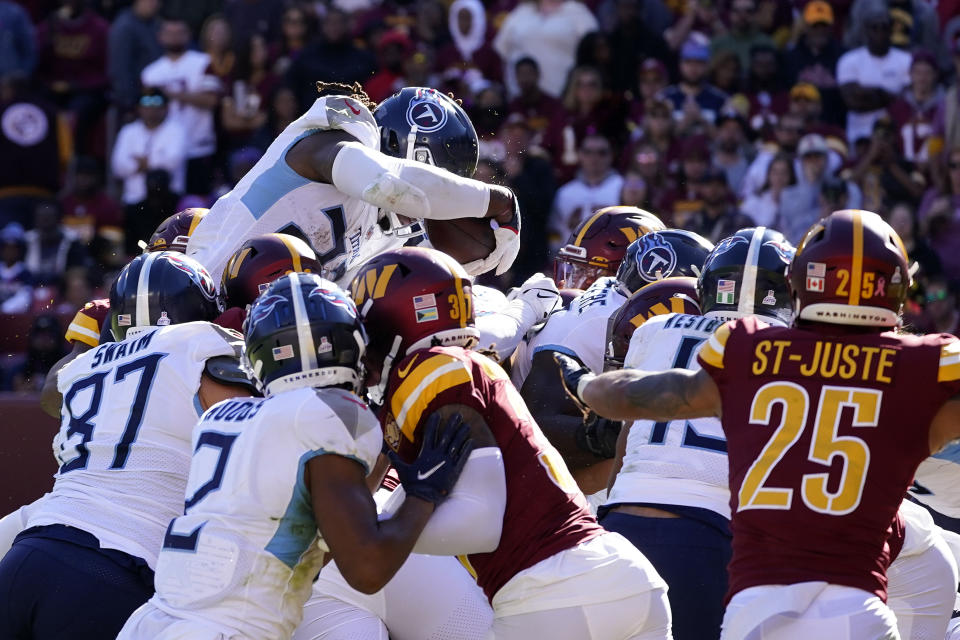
top-left (807, 262), bottom-right (826, 277)
top-left (273, 345), bottom-right (295, 360)
top-left (413, 294), bottom-right (437, 310)
top-left (117, 314), bottom-right (132, 326)
top-left (716, 279), bottom-right (736, 304)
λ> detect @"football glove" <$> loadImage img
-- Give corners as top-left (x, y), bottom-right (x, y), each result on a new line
top-left (463, 190), bottom-right (521, 277)
top-left (388, 412), bottom-right (474, 505)
top-left (506, 272), bottom-right (560, 324)
top-left (553, 352), bottom-right (596, 414)
top-left (575, 413), bottom-right (622, 459)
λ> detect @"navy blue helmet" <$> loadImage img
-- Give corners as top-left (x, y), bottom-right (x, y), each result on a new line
top-left (616, 229), bottom-right (715, 296)
top-left (374, 87), bottom-right (479, 179)
top-left (244, 272), bottom-right (367, 396)
top-left (698, 227), bottom-right (795, 326)
top-left (109, 251), bottom-right (223, 340)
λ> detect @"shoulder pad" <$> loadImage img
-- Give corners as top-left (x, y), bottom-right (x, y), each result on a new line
top-left (387, 351), bottom-right (473, 445)
top-left (204, 356), bottom-right (260, 394)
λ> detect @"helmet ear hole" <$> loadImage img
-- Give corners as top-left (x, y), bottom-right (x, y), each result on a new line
top-left (387, 130), bottom-right (401, 157)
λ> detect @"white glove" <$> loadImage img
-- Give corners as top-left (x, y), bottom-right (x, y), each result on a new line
top-left (463, 199), bottom-right (521, 277)
top-left (506, 272), bottom-right (560, 324)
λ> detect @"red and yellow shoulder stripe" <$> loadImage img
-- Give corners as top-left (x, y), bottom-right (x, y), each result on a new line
top-left (65, 308), bottom-right (102, 347)
top-left (937, 341), bottom-right (960, 383)
top-left (390, 353), bottom-right (473, 442)
top-left (698, 323), bottom-right (732, 370)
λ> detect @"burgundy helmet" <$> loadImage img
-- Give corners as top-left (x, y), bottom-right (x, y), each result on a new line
top-left (789, 209), bottom-right (910, 327)
top-left (554, 206), bottom-right (665, 290)
top-left (221, 233), bottom-right (323, 309)
top-left (143, 207), bottom-right (208, 253)
top-left (605, 277), bottom-right (701, 370)
top-left (349, 247), bottom-right (479, 391)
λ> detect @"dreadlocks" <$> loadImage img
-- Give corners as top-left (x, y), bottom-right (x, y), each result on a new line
top-left (315, 81), bottom-right (378, 112)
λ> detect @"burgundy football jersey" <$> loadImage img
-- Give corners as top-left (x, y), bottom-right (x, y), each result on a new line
top-left (382, 345), bottom-right (604, 601)
top-left (698, 316), bottom-right (960, 602)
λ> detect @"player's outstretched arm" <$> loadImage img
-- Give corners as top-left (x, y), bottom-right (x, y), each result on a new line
top-left (39, 342), bottom-right (90, 418)
top-left (929, 395), bottom-right (960, 455)
top-left (555, 352), bottom-right (722, 422)
top-left (308, 413), bottom-right (473, 594)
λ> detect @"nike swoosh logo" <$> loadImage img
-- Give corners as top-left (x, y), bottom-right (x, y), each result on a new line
top-left (417, 460), bottom-right (445, 480)
top-left (535, 292), bottom-right (555, 299)
top-left (344, 99), bottom-right (361, 115)
top-left (397, 355), bottom-right (419, 378)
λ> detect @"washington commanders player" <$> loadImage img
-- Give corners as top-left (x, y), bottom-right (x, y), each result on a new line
top-left (347, 247), bottom-right (671, 640)
top-left (0, 252), bottom-right (255, 639)
top-left (186, 84), bottom-right (520, 287)
top-left (559, 210), bottom-right (960, 639)
top-left (118, 274), bottom-right (473, 639)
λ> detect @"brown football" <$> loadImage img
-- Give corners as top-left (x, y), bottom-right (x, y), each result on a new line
top-left (425, 217), bottom-right (496, 265)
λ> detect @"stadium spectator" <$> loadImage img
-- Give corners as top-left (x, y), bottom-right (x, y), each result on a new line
top-left (888, 51), bottom-right (943, 164)
top-left (685, 167), bottom-right (754, 242)
top-left (709, 49), bottom-right (743, 97)
top-left (743, 44), bottom-right (788, 133)
top-left (712, 112), bottom-right (753, 194)
top-left (913, 276), bottom-right (960, 334)
top-left (436, 0), bottom-right (502, 85)
top-left (365, 31), bottom-right (414, 104)
top-left (837, 7), bottom-right (911, 144)
top-left (284, 8), bottom-right (376, 110)
top-left (852, 116), bottom-right (926, 209)
top-left (222, 0), bottom-right (282, 43)
top-left (0, 223), bottom-right (33, 314)
top-left (199, 15), bottom-right (235, 83)
top-left (60, 156), bottom-right (123, 244)
top-left (548, 133), bottom-right (622, 252)
top-left (220, 34), bottom-right (277, 148)
top-left (784, 0), bottom-right (845, 126)
top-left (111, 88), bottom-right (187, 207)
top-left (0, 1), bottom-right (36, 77)
top-left (627, 58), bottom-right (669, 121)
top-left (493, 0), bottom-right (598, 98)
top-left (740, 111), bottom-right (805, 199)
top-left (107, 0), bottom-right (162, 112)
top-left (23, 200), bottom-right (88, 286)
top-left (845, 0), bottom-right (946, 68)
top-left (740, 151), bottom-right (796, 228)
top-left (918, 147), bottom-right (960, 282)
top-left (0, 75), bottom-right (64, 229)
top-left (934, 43), bottom-right (960, 156)
top-left (271, 5), bottom-right (313, 77)
top-left (664, 0), bottom-right (726, 51)
top-left (124, 168), bottom-right (179, 255)
top-left (662, 136), bottom-right (711, 227)
top-left (141, 16), bottom-right (221, 196)
top-left (662, 33), bottom-right (728, 133)
top-left (710, 0), bottom-right (774, 71)
top-left (506, 56), bottom-right (563, 138)
top-left (248, 86), bottom-right (299, 152)
top-left (605, 0), bottom-right (670, 94)
top-left (619, 170), bottom-right (647, 209)
top-left (786, 83), bottom-right (847, 147)
top-left (35, 0), bottom-right (109, 156)
top-left (8, 314), bottom-right (66, 393)
top-left (886, 200), bottom-right (941, 281)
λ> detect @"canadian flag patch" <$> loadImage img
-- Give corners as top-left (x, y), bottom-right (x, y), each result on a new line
top-left (806, 276), bottom-right (825, 292)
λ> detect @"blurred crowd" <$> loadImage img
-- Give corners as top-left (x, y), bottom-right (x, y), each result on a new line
top-left (1, 0), bottom-right (960, 390)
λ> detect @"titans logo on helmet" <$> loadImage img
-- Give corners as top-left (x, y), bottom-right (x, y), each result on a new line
top-left (162, 254), bottom-right (218, 300)
top-left (636, 233), bottom-right (678, 283)
top-left (406, 89), bottom-right (448, 133)
top-left (248, 294), bottom-right (288, 327)
top-left (763, 239), bottom-right (795, 264)
top-left (711, 234), bottom-right (749, 257)
top-left (309, 286), bottom-right (358, 318)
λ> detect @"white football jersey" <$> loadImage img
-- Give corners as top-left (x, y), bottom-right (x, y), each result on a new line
top-left (28, 322), bottom-right (243, 567)
top-left (511, 276), bottom-right (625, 387)
top-left (910, 443), bottom-right (960, 520)
top-left (606, 313), bottom-right (731, 518)
top-left (187, 95), bottom-right (400, 287)
top-left (150, 386), bottom-right (381, 639)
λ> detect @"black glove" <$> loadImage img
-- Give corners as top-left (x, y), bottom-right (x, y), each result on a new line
top-left (553, 352), bottom-right (596, 414)
top-left (575, 412), bottom-right (623, 459)
top-left (388, 412), bottom-right (474, 505)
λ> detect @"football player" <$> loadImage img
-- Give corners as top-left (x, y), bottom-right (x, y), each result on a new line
top-left (0, 252), bottom-right (255, 639)
top-left (558, 210), bottom-right (960, 639)
top-left (186, 84), bottom-right (520, 287)
top-left (348, 247), bottom-right (672, 640)
top-left (515, 230), bottom-right (713, 494)
top-left (118, 274), bottom-right (473, 639)
top-left (599, 228), bottom-right (794, 640)
top-left (553, 206), bottom-right (665, 290)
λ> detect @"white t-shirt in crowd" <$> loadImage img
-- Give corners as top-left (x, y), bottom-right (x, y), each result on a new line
top-left (141, 51), bottom-right (220, 158)
top-left (548, 172), bottom-right (624, 246)
top-left (836, 46), bottom-right (911, 144)
top-left (111, 118), bottom-right (187, 204)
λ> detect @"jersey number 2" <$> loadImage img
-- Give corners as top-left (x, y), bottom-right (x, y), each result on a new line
top-left (739, 382), bottom-right (881, 515)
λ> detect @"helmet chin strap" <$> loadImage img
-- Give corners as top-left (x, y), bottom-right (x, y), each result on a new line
top-left (381, 124), bottom-right (427, 239)
top-left (369, 334), bottom-right (403, 405)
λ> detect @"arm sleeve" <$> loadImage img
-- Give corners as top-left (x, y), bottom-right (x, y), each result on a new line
top-left (475, 299), bottom-right (534, 360)
top-left (381, 447), bottom-right (507, 555)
